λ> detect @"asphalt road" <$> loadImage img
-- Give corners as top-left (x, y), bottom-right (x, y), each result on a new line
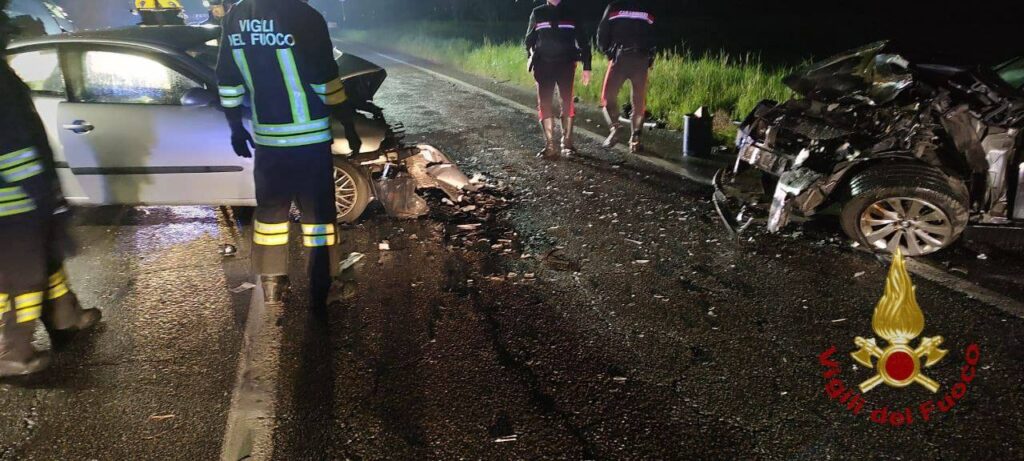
top-left (2, 44), bottom-right (1023, 460)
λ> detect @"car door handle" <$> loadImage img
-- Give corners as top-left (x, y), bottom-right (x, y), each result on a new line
top-left (62, 120), bottom-right (94, 134)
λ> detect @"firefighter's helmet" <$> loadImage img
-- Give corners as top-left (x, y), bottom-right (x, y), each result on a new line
top-left (135, 0), bottom-right (183, 10)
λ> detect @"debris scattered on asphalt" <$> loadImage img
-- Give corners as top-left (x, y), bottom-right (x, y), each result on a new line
top-left (831, 318), bottom-right (847, 323)
top-left (218, 244), bottom-right (237, 257)
top-left (378, 241), bottom-right (391, 251)
top-left (229, 282), bottom-right (256, 294)
top-left (339, 252), bottom-right (366, 271)
top-left (633, 260), bottom-right (651, 265)
top-left (977, 253), bottom-right (989, 260)
top-left (853, 271), bottom-right (865, 278)
top-left (494, 435), bottom-right (518, 443)
top-left (541, 248), bottom-right (575, 271)
top-left (148, 414), bottom-right (176, 422)
top-left (457, 224), bottom-right (482, 231)
top-left (625, 238), bottom-right (643, 245)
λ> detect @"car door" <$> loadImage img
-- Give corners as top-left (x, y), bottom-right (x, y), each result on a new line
top-left (58, 44), bottom-right (254, 205)
top-left (4, 43), bottom-right (90, 202)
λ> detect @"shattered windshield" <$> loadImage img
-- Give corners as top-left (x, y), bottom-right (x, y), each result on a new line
top-left (995, 57), bottom-right (1024, 90)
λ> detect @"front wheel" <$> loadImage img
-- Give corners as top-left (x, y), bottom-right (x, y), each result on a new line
top-left (333, 156), bottom-right (372, 223)
top-left (840, 165), bottom-right (968, 256)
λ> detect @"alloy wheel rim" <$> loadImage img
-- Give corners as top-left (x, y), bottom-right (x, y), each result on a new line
top-left (859, 197), bottom-right (954, 256)
top-left (334, 166), bottom-right (358, 218)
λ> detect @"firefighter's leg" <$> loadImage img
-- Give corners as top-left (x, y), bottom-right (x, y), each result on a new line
top-left (252, 148), bottom-right (294, 303)
top-left (533, 61), bottom-right (559, 159)
top-left (294, 144), bottom-right (340, 311)
top-left (42, 223), bottom-right (101, 334)
top-left (601, 59), bottom-right (627, 148)
top-left (555, 61), bottom-right (578, 156)
top-left (0, 218), bottom-right (51, 377)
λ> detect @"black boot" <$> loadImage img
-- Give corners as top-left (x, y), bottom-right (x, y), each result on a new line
top-left (561, 115), bottom-right (577, 157)
top-left (0, 350), bottom-right (50, 378)
top-left (602, 106), bottom-right (624, 148)
top-left (629, 112), bottom-right (645, 154)
top-left (536, 118), bottom-right (559, 159)
top-left (260, 275), bottom-right (291, 304)
top-left (0, 316), bottom-right (51, 378)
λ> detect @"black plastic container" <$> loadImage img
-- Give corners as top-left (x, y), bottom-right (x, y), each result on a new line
top-left (682, 107), bottom-right (714, 158)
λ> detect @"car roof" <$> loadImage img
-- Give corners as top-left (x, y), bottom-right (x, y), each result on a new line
top-left (8, 25), bottom-right (220, 53)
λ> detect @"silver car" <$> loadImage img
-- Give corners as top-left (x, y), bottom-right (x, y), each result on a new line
top-left (4, 25), bottom-right (414, 222)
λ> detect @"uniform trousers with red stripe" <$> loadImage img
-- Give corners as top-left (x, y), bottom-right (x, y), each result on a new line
top-left (533, 59), bottom-right (577, 120)
top-left (601, 50), bottom-right (651, 123)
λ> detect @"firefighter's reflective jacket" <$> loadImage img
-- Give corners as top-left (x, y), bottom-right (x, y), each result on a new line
top-left (215, 0), bottom-right (347, 148)
top-left (135, 0), bottom-right (182, 10)
top-left (0, 62), bottom-right (57, 219)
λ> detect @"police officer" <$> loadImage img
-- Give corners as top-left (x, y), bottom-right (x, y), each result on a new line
top-left (216, 0), bottom-right (348, 307)
top-left (0, 1), bottom-right (101, 377)
top-left (525, 0), bottom-right (592, 159)
top-left (597, 0), bottom-right (656, 153)
top-left (135, 0), bottom-right (186, 26)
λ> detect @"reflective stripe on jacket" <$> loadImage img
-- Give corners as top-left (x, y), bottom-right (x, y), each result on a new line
top-left (215, 0), bottom-right (346, 148)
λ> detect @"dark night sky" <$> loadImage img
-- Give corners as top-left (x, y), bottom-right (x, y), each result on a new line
top-left (50, 0), bottom-right (1024, 64)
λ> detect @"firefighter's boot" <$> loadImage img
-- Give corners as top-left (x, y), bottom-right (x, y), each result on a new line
top-left (260, 275), bottom-right (290, 305)
top-left (602, 107), bottom-right (624, 149)
top-left (46, 291), bottom-right (102, 332)
top-left (629, 112), bottom-right (645, 154)
top-left (536, 118), bottom-right (559, 159)
top-left (45, 291), bottom-right (103, 350)
top-left (560, 115), bottom-right (577, 157)
top-left (0, 314), bottom-right (50, 378)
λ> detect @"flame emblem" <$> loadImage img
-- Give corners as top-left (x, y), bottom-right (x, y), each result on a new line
top-left (851, 250), bottom-right (947, 393)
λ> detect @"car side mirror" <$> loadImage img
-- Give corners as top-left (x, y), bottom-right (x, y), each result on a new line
top-left (181, 87), bottom-right (216, 107)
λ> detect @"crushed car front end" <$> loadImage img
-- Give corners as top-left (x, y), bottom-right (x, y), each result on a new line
top-left (715, 41), bottom-right (1024, 255)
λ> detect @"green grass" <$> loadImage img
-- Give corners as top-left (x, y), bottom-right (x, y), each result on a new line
top-left (341, 28), bottom-right (793, 133)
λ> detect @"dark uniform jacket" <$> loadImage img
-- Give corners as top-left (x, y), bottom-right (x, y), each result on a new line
top-left (524, 3), bottom-right (592, 71)
top-left (216, 0), bottom-right (346, 148)
top-left (0, 61), bottom-right (59, 220)
top-left (597, 0), bottom-right (656, 59)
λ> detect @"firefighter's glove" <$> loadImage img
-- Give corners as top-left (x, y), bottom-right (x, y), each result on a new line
top-left (231, 129), bottom-right (255, 158)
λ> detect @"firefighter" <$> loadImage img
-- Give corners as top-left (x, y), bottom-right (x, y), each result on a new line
top-left (203, 0), bottom-right (237, 26)
top-left (525, 0), bottom-right (592, 159)
top-left (135, 0), bottom-right (185, 26)
top-left (0, 2), bottom-right (101, 377)
top-left (597, 0), bottom-right (656, 153)
top-left (216, 0), bottom-right (349, 308)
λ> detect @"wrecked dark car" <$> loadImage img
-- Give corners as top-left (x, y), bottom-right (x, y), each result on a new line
top-left (714, 41), bottom-right (1024, 256)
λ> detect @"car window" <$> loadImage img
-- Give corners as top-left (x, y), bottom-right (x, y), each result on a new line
top-left (77, 50), bottom-right (202, 105)
top-left (995, 57), bottom-right (1024, 90)
top-left (5, 48), bottom-right (65, 96)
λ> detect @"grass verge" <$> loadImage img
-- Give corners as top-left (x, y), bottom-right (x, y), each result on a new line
top-left (341, 28), bottom-right (793, 134)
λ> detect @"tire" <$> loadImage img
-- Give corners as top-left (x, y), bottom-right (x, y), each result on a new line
top-left (840, 164), bottom-right (968, 256)
top-left (333, 156), bottom-right (372, 224)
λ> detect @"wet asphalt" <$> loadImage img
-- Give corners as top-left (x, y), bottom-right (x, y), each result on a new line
top-left (1, 44), bottom-right (1023, 460)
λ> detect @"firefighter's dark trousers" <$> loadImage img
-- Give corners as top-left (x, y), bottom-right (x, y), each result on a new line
top-left (251, 143), bottom-right (339, 288)
top-left (0, 211), bottom-right (86, 362)
top-left (533, 59), bottom-right (577, 121)
top-left (601, 51), bottom-right (651, 122)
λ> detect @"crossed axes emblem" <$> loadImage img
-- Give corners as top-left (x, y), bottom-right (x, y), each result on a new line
top-left (852, 335), bottom-right (947, 393)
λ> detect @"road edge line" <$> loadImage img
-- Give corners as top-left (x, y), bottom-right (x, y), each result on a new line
top-left (220, 284), bottom-right (281, 461)
top-left (905, 258), bottom-right (1024, 319)
top-left (362, 49), bottom-right (713, 186)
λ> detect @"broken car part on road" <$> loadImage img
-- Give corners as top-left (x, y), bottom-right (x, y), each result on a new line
top-left (715, 41), bottom-right (1024, 256)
